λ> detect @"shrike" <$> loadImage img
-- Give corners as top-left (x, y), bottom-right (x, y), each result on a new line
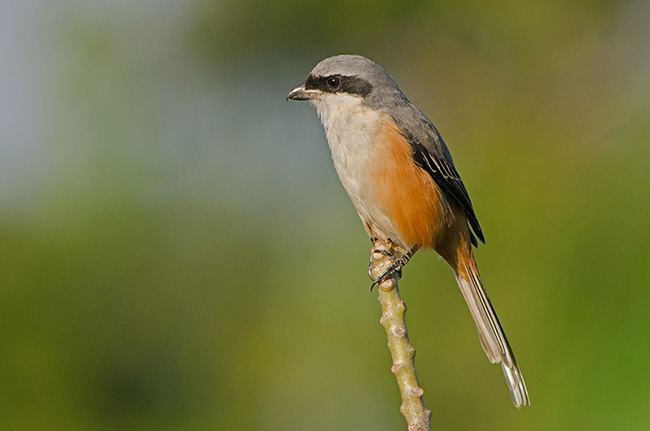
top-left (287, 54), bottom-right (529, 407)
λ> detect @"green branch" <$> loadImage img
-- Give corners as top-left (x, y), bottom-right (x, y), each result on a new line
top-left (369, 240), bottom-right (431, 431)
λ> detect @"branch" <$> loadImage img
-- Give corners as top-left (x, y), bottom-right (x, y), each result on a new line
top-left (369, 240), bottom-right (431, 431)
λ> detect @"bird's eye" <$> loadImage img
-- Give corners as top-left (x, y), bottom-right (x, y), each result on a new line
top-left (326, 76), bottom-right (340, 89)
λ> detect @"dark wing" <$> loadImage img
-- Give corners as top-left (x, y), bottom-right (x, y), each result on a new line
top-left (399, 126), bottom-right (485, 247)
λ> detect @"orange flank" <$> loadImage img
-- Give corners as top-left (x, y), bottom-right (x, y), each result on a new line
top-left (372, 118), bottom-right (456, 250)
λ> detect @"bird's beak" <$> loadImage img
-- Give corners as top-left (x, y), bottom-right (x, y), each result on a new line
top-left (286, 84), bottom-right (319, 101)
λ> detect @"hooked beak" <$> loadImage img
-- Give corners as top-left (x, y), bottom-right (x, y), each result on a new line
top-left (286, 84), bottom-right (319, 101)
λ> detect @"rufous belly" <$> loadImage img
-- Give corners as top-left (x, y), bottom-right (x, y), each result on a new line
top-left (370, 118), bottom-right (454, 249)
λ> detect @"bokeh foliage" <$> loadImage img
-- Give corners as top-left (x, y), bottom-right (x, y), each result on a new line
top-left (1, 0), bottom-right (649, 429)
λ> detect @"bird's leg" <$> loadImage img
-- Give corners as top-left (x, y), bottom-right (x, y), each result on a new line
top-left (370, 243), bottom-right (419, 291)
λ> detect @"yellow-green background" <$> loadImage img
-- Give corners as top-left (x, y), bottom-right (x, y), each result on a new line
top-left (2, 1), bottom-right (649, 430)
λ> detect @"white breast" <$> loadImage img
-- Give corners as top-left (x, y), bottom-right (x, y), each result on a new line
top-left (311, 94), bottom-right (398, 240)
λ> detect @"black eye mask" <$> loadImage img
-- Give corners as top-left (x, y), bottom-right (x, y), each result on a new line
top-left (305, 74), bottom-right (373, 97)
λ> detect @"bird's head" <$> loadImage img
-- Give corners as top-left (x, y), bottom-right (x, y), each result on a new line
top-left (287, 55), bottom-right (397, 107)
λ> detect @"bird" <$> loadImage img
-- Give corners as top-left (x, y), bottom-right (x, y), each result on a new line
top-left (287, 54), bottom-right (529, 408)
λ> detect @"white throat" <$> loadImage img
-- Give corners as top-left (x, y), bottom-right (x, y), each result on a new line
top-left (311, 93), bottom-right (382, 153)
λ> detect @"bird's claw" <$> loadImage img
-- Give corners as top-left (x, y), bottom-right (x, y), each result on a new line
top-left (368, 245), bottom-right (417, 291)
top-left (370, 257), bottom-right (407, 291)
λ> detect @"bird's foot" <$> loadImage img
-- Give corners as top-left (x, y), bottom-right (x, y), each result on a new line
top-left (370, 255), bottom-right (408, 291)
top-left (369, 245), bottom-right (418, 291)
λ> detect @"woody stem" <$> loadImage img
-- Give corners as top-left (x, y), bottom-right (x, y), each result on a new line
top-left (369, 239), bottom-right (431, 431)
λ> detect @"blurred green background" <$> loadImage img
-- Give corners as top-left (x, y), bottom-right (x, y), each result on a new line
top-left (1, 1), bottom-right (649, 430)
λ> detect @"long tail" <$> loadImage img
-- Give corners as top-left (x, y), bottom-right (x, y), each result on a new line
top-left (454, 250), bottom-right (530, 407)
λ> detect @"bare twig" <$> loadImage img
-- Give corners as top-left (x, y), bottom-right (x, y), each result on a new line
top-left (369, 239), bottom-right (431, 431)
